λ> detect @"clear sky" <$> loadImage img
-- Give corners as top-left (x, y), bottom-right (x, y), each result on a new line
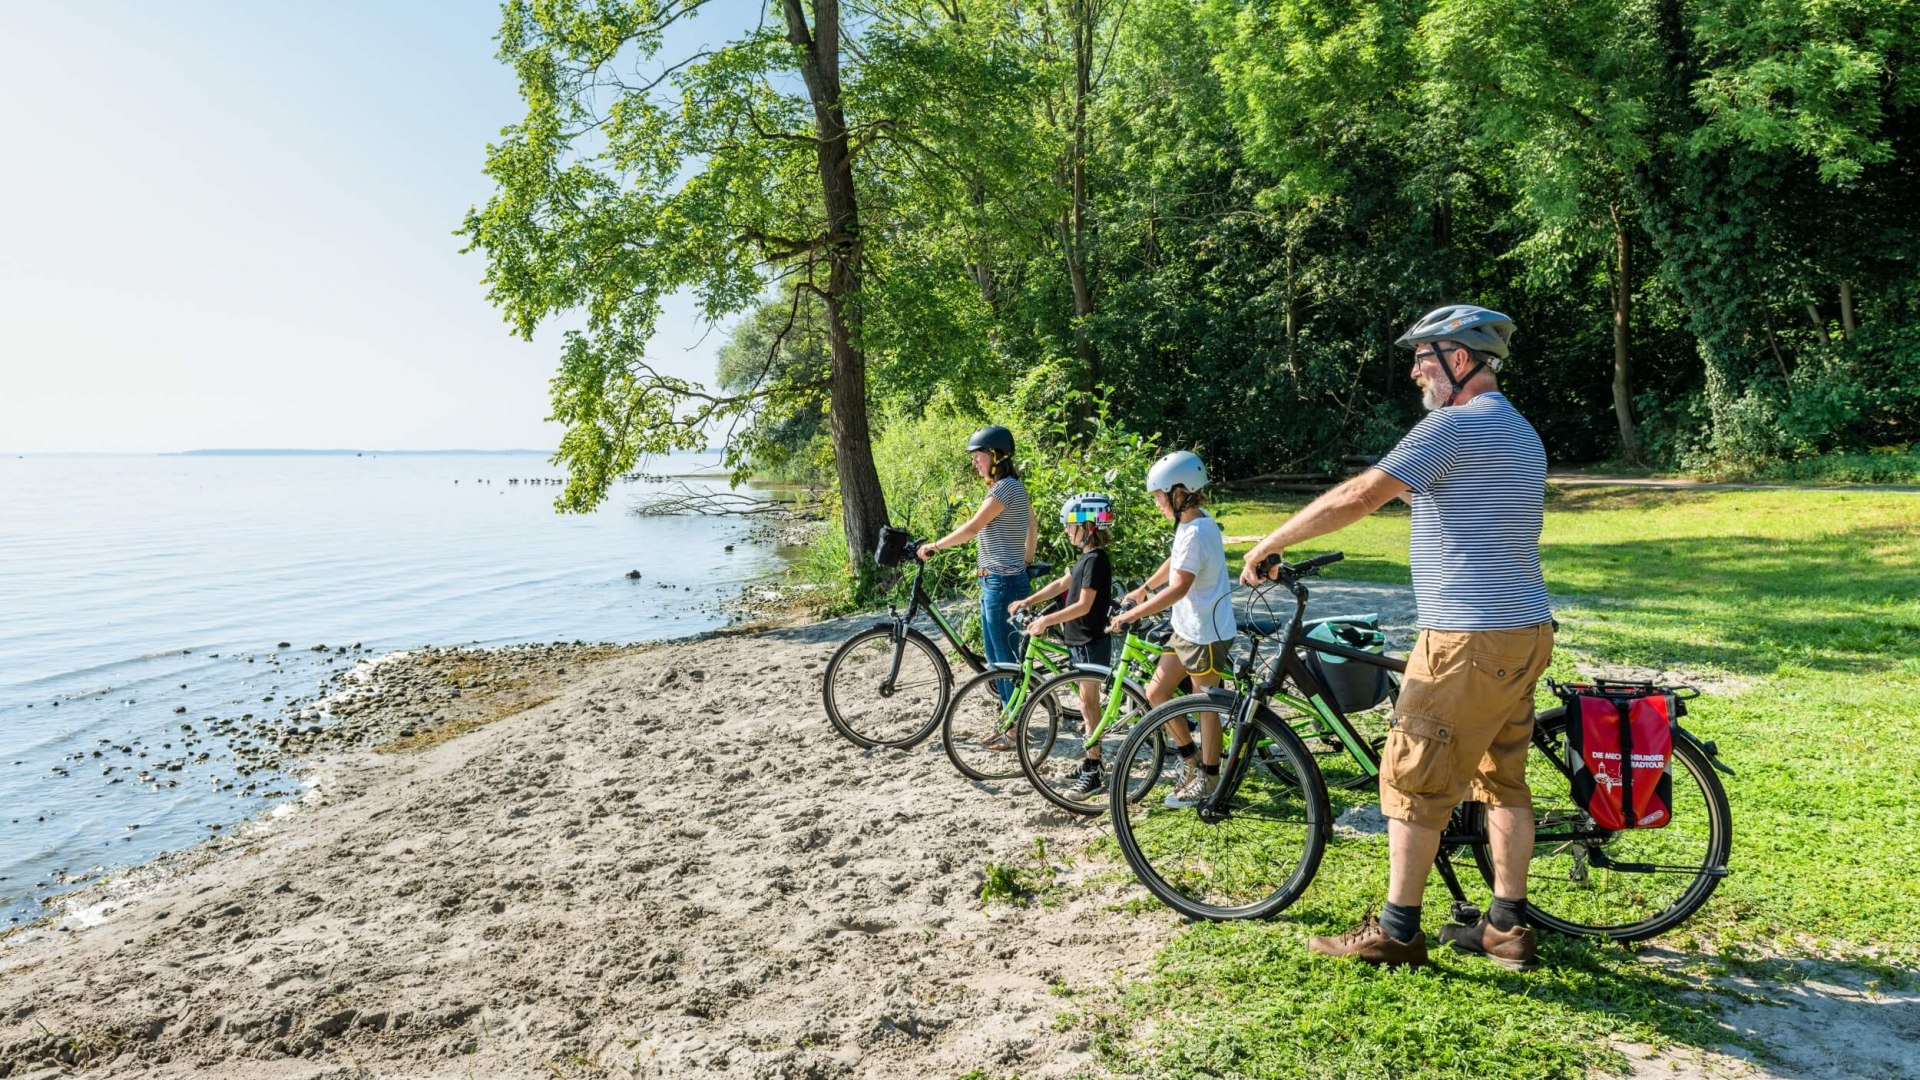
top-left (0, 2), bottom-right (757, 453)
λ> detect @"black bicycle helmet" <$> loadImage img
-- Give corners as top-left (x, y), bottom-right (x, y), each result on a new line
top-left (966, 426), bottom-right (1015, 457)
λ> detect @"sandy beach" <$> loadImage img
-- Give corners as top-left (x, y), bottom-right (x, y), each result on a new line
top-left (3, 584), bottom-right (1912, 1080)
top-left (0, 606), bottom-right (1190, 1079)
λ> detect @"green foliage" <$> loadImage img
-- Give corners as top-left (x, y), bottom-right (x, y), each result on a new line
top-left (715, 292), bottom-right (832, 487)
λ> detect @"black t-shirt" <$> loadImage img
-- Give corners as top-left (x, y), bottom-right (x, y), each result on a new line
top-left (1061, 548), bottom-right (1113, 646)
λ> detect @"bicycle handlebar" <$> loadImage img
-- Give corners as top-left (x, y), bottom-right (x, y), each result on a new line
top-left (1257, 550), bottom-right (1344, 580)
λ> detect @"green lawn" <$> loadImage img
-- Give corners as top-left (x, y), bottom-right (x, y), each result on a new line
top-left (1066, 487), bottom-right (1920, 1080)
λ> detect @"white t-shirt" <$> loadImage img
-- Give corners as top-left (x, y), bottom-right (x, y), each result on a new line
top-left (1169, 512), bottom-right (1234, 645)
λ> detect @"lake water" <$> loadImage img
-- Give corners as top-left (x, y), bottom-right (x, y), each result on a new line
top-left (0, 451), bottom-right (786, 924)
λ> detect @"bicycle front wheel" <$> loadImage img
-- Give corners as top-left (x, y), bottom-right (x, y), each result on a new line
top-left (1108, 693), bottom-right (1330, 920)
top-left (821, 626), bottom-right (951, 749)
top-left (1015, 670), bottom-right (1155, 816)
top-left (942, 668), bottom-right (1055, 782)
top-left (1468, 708), bottom-right (1732, 941)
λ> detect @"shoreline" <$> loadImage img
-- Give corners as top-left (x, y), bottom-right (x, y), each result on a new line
top-left (0, 611), bottom-right (1173, 1078)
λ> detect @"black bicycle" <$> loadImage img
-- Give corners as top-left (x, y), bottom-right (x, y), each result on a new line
top-left (1109, 552), bottom-right (1734, 940)
top-left (821, 532), bottom-right (1051, 750)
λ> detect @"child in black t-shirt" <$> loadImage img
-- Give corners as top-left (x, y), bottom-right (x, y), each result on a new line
top-left (1011, 493), bottom-right (1115, 799)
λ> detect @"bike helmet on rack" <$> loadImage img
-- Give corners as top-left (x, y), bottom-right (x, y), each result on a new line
top-left (1059, 492), bottom-right (1115, 530)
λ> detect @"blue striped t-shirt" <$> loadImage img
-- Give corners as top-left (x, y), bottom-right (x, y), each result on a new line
top-left (1374, 393), bottom-right (1553, 631)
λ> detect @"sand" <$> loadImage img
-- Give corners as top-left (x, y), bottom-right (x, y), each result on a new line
top-left (0, 613), bottom-right (1179, 1079)
top-left (2, 584), bottom-right (1911, 1079)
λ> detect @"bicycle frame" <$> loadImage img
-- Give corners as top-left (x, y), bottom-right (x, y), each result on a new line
top-left (978, 631), bottom-right (1075, 735)
top-left (882, 554), bottom-right (987, 691)
top-left (1063, 624), bottom-right (1169, 744)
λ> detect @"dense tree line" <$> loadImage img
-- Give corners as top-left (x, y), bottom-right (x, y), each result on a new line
top-left (467, 0), bottom-right (1920, 555)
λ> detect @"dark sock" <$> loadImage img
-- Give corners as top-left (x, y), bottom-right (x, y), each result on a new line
top-left (1487, 896), bottom-right (1526, 931)
top-left (1081, 757), bottom-right (1101, 773)
top-left (1380, 901), bottom-right (1422, 943)
top-left (1201, 762), bottom-right (1220, 776)
top-left (1174, 742), bottom-right (1197, 759)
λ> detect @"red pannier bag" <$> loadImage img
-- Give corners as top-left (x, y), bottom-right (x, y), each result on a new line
top-left (1555, 680), bottom-right (1677, 830)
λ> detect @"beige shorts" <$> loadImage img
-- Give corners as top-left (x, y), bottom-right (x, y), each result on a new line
top-left (1378, 623), bottom-right (1555, 830)
top-left (1170, 635), bottom-right (1233, 679)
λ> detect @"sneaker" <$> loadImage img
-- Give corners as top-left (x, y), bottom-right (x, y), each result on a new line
top-left (1437, 916), bottom-right (1538, 972)
top-left (1163, 753), bottom-right (1194, 793)
top-left (1067, 762), bottom-right (1104, 801)
top-left (1307, 915), bottom-right (1429, 967)
top-left (1162, 768), bottom-right (1219, 809)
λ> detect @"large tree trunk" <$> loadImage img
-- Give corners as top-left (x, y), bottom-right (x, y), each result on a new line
top-left (1840, 280), bottom-right (1856, 339)
top-left (1063, 0), bottom-right (1097, 399)
top-left (1609, 206), bottom-right (1641, 463)
top-left (783, 0), bottom-right (888, 563)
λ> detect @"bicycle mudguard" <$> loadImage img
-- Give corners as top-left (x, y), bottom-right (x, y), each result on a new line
top-left (1067, 663), bottom-right (1115, 677)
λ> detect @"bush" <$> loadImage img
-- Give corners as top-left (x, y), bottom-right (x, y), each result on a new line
top-left (795, 385), bottom-right (1173, 613)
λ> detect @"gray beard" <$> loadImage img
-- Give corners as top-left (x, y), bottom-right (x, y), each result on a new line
top-left (1421, 380), bottom-right (1450, 411)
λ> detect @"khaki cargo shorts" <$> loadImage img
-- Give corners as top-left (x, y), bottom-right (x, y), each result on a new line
top-left (1379, 622), bottom-right (1555, 830)
top-left (1170, 635), bottom-right (1233, 679)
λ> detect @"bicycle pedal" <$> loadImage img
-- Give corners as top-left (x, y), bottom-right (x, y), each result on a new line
top-left (1449, 900), bottom-right (1482, 925)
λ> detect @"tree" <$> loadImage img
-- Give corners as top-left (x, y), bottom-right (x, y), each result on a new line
top-left (463, 0), bottom-right (890, 558)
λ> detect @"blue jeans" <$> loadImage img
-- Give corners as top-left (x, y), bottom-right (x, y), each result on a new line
top-left (979, 570), bottom-right (1031, 702)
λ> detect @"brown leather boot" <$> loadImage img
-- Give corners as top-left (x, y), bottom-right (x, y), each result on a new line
top-left (1307, 915), bottom-right (1428, 967)
top-left (1438, 916), bottom-right (1538, 971)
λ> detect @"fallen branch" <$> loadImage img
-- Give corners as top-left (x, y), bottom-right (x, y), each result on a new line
top-left (631, 481), bottom-right (793, 517)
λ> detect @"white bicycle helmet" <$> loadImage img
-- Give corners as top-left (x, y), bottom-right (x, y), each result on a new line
top-left (1059, 492), bottom-right (1115, 530)
top-left (1146, 451), bottom-right (1208, 496)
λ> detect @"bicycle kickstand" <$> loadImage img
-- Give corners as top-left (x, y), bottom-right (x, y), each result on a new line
top-left (1432, 850), bottom-right (1481, 927)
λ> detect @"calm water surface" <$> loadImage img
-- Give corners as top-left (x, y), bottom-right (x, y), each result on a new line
top-left (0, 452), bottom-right (782, 924)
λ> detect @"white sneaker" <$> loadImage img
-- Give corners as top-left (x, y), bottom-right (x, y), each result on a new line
top-left (1163, 767), bottom-right (1219, 809)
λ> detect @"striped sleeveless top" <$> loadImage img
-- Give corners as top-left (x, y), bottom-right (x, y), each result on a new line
top-left (978, 477), bottom-right (1031, 576)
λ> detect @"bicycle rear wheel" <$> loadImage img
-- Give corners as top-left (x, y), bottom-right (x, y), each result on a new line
top-left (942, 668), bottom-right (1056, 782)
top-left (1108, 693), bottom-right (1329, 920)
top-left (1467, 708), bottom-right (1732, 941)
top-left (1015, 670), bottom-right (1155, 816)
top-left (822, 626), bottom-right (951, 749)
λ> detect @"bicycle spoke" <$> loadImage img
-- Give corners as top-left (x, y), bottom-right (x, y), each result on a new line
top-left (1110, 701), bottom-right (1327, 920)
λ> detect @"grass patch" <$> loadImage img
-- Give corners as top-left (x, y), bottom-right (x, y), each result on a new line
top-left (979, 838), bottom-right (1062, 907)
top-left (1087, 487), bottom-right (1920, 1078)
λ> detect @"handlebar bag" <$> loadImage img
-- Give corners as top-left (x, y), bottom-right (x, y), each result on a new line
top-left (1558, 682), bottom-right (1677, 830)
top-left (874, 525), bottom-right (914, 568)
top-left (1303, 617), bottom-right (1392, 713)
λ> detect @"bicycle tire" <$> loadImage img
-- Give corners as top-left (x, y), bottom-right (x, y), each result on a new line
top-left (1108, 692), bottom-right (1330, 920)
top-left (821, 625), bottom-right (951, 749)
top-left (1466, 708), bottom-right (1732, 942)
top-left (1014, 670), bottom-right (1156, 816)
top-left (942, 667), bottom-right (1057, 782)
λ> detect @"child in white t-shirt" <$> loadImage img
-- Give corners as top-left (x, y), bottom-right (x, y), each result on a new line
top-left (1109, 450), bottom-right (1235, 808)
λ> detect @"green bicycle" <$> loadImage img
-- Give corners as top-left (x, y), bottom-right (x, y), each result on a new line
top-left (1012, 610), bottom-right (1170, 815)
top-left (940, 607), bottom-right (1078, 782)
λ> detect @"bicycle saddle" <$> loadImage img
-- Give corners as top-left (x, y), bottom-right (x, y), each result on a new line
top-left (1027, 561), bottom-right (1054, 578)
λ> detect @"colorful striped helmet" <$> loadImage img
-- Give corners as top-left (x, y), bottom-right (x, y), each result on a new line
top-left (1059, 492), bottom-right (1115, 531)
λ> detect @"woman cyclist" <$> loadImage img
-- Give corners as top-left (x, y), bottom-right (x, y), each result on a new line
top-left (917, 426), bottom-right (1037, 716)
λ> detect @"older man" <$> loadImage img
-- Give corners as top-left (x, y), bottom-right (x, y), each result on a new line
top-left (1240, 304), bottom-right (1554, 970)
